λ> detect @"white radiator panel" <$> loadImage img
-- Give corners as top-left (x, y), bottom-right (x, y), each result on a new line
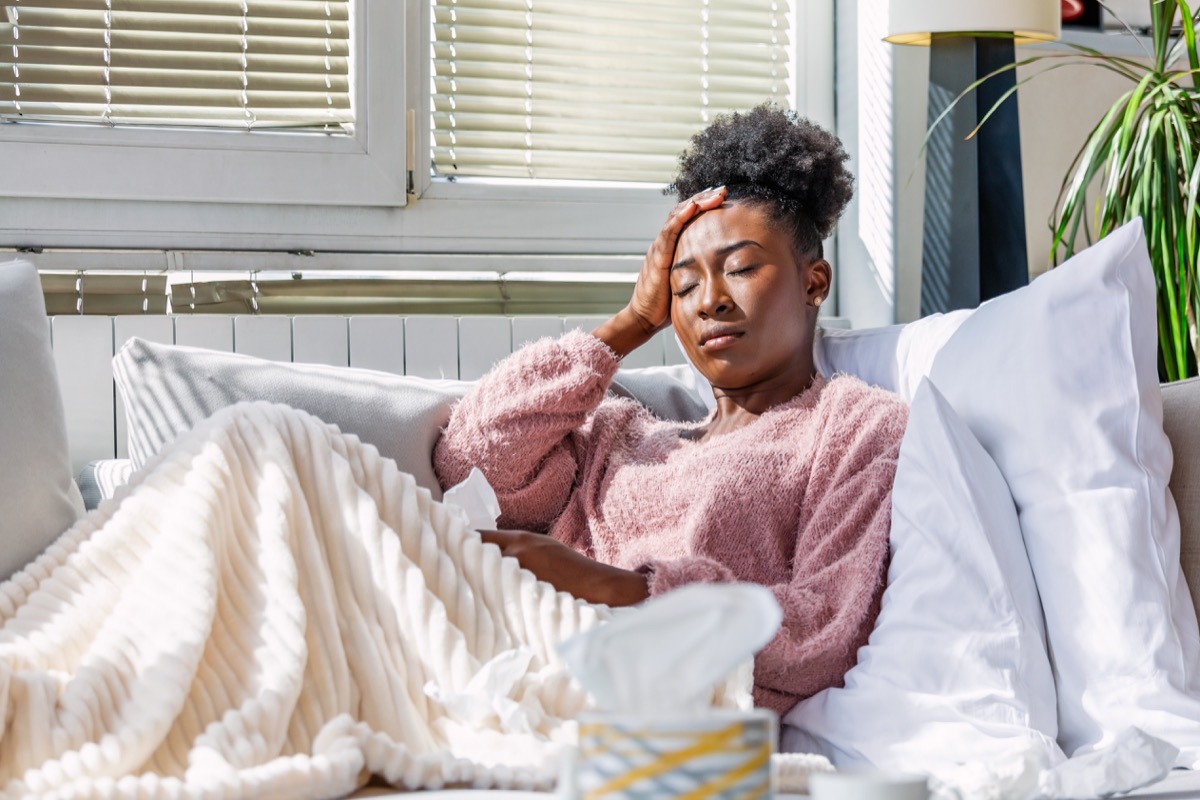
top-left (511, 316), bottom-right (563, 350)
top-left (458, 317), bottom-right (511, 381)
top-left (293, 316), bottom-right (350, 368)
top-left (175, 315), bottom-right (234, 352)
top-left (562, 316), bottom-right (607, 336)
top-left (349, 317), bottom-right (405, 374)
top-left (235, 316), bottom-right (292, 362)
top-left (404, 316), bottom-right (459, 380)
top-left (623, 331), bottom-right (665, 369)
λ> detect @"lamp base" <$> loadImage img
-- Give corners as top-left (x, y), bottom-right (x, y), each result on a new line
top-left (920, 36), bottom-right (1028, 316)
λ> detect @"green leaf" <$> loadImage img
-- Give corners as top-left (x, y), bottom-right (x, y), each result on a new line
top-left (1155, 0), bottom-right (1181, 72)
top-left (1179, 0), bottom-right (1200, 77)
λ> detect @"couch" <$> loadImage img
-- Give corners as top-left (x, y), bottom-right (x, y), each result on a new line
top-left (8, 217), bottom-right (1200, 799)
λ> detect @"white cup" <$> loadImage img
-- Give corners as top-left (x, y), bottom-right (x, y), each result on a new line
top-left (808, 770), bottom-right (929, 800)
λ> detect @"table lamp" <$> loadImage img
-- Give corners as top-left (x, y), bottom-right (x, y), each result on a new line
top-left (886, 1), bottom-right (1060, 314)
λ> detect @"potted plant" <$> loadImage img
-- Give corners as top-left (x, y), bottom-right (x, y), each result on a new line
top-left (1047, 0), bottom-right (1199, 381)
top-left (947, 0), bottom-right (1200, 380)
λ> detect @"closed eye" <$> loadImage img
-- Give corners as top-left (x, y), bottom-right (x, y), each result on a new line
top-left (673, 283), bottom-right (698, 297)
top-left (726, 264), bottom-right (759, 277)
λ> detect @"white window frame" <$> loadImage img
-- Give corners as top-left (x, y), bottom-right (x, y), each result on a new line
top-left (0, 0), bottom-right (407, 207)
top-left (0, 0), bottom-right (835, 261)
top-left (405, 0), bottom-right (836, 258)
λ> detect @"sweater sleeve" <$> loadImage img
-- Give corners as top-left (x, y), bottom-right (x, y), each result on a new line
top-left (433, 329), bottom-right (621, 531)
top-left (642, 382), bottom-right (907, 715)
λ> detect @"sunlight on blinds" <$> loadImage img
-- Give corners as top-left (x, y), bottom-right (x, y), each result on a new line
top-left (0, 0), bottom-right (354, 129)
top-left (430, 0), bottom-right (793, 182)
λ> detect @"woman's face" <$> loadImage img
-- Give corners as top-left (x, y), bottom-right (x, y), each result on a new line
top-left (669, 201), bottom-right (829, 394)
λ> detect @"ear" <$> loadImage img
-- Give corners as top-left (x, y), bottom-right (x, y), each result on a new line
top-left (805, 258), bottom-right (832, 307)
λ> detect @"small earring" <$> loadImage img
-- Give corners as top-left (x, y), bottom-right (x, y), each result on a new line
top-left (812, 296), bottom-right (823, 308)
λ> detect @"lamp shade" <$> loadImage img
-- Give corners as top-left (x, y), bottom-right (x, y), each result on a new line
top-left (886, 0), bottom-right (1061, 45)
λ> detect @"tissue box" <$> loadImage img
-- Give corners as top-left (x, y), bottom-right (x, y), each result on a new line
top-left (576, 708), bottom-right (777, 799)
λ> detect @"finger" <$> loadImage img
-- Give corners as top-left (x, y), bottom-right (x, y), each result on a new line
top-left (479, 529), bottom-right (510, 546)
top-left (679, 185), bottom-right (726, 214)
top-left (692, 184), bottom-right (727, 209)
top-left (660, 186), bottom-right (726, 238)
top-left (689, 184), bottom-right (726, 202)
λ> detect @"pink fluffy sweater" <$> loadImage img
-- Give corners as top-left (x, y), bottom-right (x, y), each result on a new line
top-left (433, 330), bottom-right (908, 715)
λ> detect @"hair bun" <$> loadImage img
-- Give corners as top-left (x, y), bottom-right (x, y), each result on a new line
top-left (668, 105), bottom-right (854, 247)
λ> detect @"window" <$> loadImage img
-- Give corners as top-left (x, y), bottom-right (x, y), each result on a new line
top-left (0, 0), bottom-right (406, 207)
top-left (0, 0), bottom-right (832, 258)
top-left (430, 0), bottom-right (792, 182)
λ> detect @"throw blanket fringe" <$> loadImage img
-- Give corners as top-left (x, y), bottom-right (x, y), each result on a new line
top-left (0, 402), bottom-right (767, 799)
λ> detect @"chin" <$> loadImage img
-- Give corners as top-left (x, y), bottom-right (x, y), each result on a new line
top-left (697, 363), bottom-right (754, 391)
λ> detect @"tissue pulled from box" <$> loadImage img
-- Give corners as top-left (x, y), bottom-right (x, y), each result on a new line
top-left (558, 582), bottom-right (783, 716)
top-left (443, 466), bottom-right (502, 531)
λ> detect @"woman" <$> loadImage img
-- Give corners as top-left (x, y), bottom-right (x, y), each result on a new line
top-left (0, 107), bottom-right (909, 797)
top-left (435, 105), bottom-right (909, 716)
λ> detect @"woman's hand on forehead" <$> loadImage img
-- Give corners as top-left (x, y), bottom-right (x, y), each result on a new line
top-left (590, 186), bottom-right (726, 359)
top-left (631, 186), bottom-right (728, 334)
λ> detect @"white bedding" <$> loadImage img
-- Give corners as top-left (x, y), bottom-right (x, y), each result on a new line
top-left (1, 401), bottom-right (764, 798)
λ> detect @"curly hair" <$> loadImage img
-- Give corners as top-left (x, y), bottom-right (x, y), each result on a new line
top-left (668, 104), bottom-right (854, 260)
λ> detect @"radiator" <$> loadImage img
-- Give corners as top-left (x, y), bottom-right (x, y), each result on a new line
top-left (49, 314), bottom-right (688, 473)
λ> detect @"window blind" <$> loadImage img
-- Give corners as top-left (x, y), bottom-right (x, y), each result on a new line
top-left (169, 271), bottom-right (634, 315)
top-left (0, 0), bottom-right (354, 129)
top-left (430, 0), bottom-right (792, 182)
top-left (41, 270), bottom-right (169, 314)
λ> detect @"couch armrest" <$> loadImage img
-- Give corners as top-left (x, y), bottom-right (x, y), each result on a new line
top-left (1163, 377), bottom-right (1200, 613)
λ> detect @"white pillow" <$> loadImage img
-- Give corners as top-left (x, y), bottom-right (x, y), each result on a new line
top-left (922, 221), bottom-right (1200, 764)
top-left (815, 310), bottom-right (971, 399)
top-left (782, 379), bottom-right (1063, 776)
top-left (0, 260), bottom-right (85, 581)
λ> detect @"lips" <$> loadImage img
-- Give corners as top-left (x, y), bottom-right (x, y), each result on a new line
top-left (699, 327), bottom-right (744, 349)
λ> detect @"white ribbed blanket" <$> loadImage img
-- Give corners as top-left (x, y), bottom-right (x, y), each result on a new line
top-left (0, 402), bottom-right (773, 799)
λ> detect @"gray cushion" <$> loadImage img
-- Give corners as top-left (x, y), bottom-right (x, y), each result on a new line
top-left (609, 365), bottom-right (709, 423)
top-left (113, 337), bottom-right (709, 502)
top-left (1164, 377), bottom-right (1200, 622)
top-left (0, 260), bottom-right (85, 579)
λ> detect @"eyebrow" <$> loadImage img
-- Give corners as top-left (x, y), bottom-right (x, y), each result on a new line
top-left (670, 240), bottom-right (764, 271)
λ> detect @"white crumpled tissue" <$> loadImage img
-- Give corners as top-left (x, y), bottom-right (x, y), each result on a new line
top-left (442, 466), bottom-right (502, 531)
top-left (558, 582), bottom-right (783, 715)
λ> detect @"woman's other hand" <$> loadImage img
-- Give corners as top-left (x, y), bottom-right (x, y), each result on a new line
top-left (592, 186), bottom-right (727, 358)
top-left (480, 530), bottom-right (649, 607)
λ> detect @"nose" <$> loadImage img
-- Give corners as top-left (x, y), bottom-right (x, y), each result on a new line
top-left (697, 274), bottom-right (734, 318)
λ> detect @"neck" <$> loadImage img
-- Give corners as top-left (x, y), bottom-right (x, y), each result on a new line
top-left (709, 361), bottom-right (818, 432)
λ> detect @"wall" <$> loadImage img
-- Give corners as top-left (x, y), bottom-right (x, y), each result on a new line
top-left (836, 7), bottom-right (1144, 326)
